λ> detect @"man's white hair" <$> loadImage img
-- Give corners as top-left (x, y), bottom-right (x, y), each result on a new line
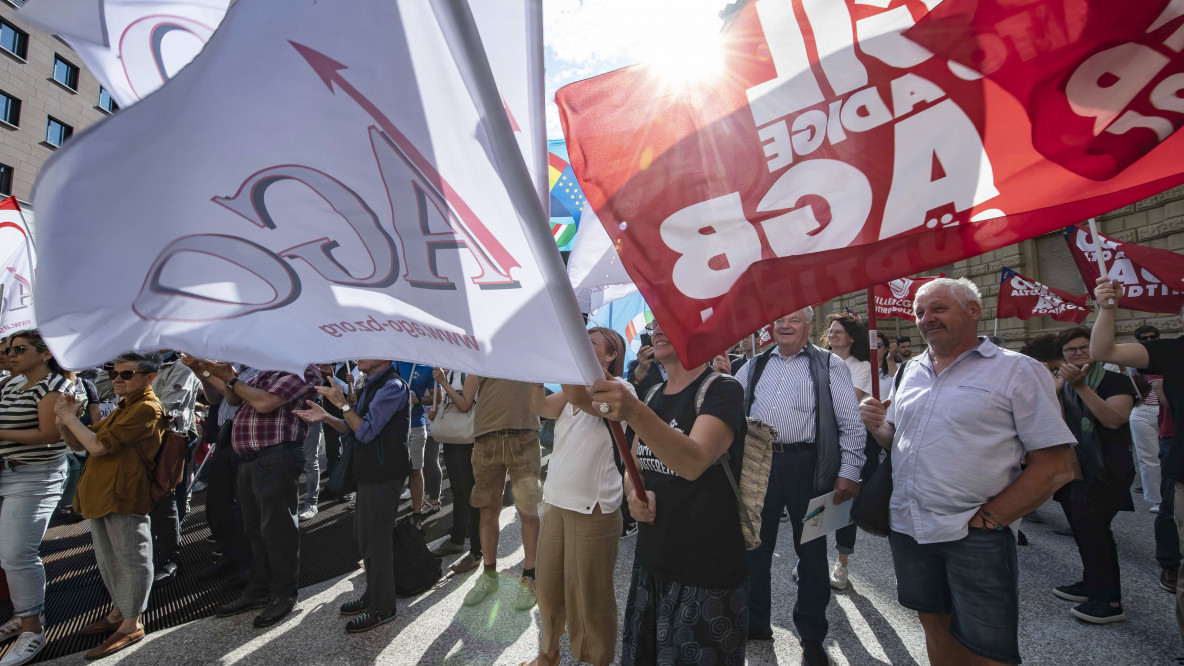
top-left (915, 277), bottom-right (982, 309)
top-left (802, 305), bottom-right (814, 322)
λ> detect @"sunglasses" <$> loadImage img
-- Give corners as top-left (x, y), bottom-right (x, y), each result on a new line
top-left (3, 345), bottom-right (30, 356)
top-left (107, 370), bottom-right (151, 380)
top-left (1136, 335), bottom-right (1159, 342)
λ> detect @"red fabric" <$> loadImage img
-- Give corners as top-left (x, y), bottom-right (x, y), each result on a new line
top-left (997, 268), bottom-right (1091, 323)
top-left (873, 275), bottom-right (944, 320)
top-left (1063, 224), bottom-right (1184, 314)
top-left (557, 1), bottom-right (1184, 367)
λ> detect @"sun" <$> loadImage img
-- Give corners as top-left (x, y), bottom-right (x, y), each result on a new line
top-left (636, 9), bottom-right (726, 84)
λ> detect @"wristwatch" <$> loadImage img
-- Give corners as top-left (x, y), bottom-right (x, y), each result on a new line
top-left (227, 377), bottom-right (239, 391)
top-left (341, 403), bottom-right (351, 413)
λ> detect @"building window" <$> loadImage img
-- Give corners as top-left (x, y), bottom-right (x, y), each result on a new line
top-left (52, 55), bottom-right (79, 90)
top-left (45, 116), bottom-right (72, 147)
top-left (0, 20), bottom-right (27, 59)
top-left (0, 163), bottom-right (11, 197)
top-left (98, 87), bottom-right (118, 113)
top-left (0, 91), bottom-right (19, 126)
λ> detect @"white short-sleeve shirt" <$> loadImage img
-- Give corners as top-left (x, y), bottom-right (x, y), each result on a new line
top-left (886, 338), bottom-right (1075, 544)
top-left (544, 378), bottom-right (637, 514)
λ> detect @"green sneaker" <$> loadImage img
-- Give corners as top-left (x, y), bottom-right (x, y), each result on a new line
top-left (514, 576), bottom-right (537, 611)
top-left (463, 572), bottom-right (499, 606)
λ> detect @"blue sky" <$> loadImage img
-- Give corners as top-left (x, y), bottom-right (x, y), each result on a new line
top-left (542, 0), bottom-right (729, 140)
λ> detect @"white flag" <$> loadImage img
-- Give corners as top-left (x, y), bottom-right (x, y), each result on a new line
top-left (21, 0), bottom-right (231, 108)
top-left (33, 0), bottom-right (600, 383)
top-left (0, 198), bottom-right (35, 335)
top-left (566, 207), bottom-right (638, 312)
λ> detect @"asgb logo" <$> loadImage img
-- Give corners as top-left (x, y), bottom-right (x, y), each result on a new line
top-left (889, 277), bottom-right (915, 300)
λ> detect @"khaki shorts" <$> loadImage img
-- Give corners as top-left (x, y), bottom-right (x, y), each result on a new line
top-left (470, 430), bottom-right (542, 509)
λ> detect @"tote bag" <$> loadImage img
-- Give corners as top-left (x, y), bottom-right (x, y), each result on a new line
top-left (429, 371), bottom-right (475, 444)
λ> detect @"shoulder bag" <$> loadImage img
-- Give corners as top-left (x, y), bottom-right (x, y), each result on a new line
top-left (430, 371), bottom-right (475, 444)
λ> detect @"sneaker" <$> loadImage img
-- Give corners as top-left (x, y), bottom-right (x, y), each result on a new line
top-left (1162, 567), bottom-right (1179, 594)
top-left (1071, 600), bottom-right (1126, 624)
top-left (152, 561), bottom-right (178, 586)
top-left (791, 563), bottom-right (799, 583)
top-left (463, 572), bottom-right (499, 606)
top-left (1053, 583), bottom-right (1090, 603)
top-left (0, 631), bottom-right (45, 666)
top-left (400, 488), bottom-right (411, 500)
top-left (621, 522), bottom-right (638, 539)
top-left (298, 506), bottom-right (318, 522)
top-left (340, 597), bottom-right (368, 616)
top-left (0, 615), bottom-right (42, 644)
top-left (345, 610), bottom-right (396, 633)
top-left (420, 500), bottom-right (441, 515)
top-left (430, 540), bottom-right (465, 557)
top-left (515, 576), bottom-right (537, 611)
top-left (451, 553), bottom-right (480, 575)
top-left (1151, 504), bottom-right (1161, 514)
top-left (781, 507), bottom-right (790, 523)
top-left (829, 562), bottom-right (848, 590)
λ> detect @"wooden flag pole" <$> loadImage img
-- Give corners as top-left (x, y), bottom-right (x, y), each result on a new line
top-left (867, 287), bottom-right (881, 401)
top-left (1087, 218), bottom-right (1114, 307)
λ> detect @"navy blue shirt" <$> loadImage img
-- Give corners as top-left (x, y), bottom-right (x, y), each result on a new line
top-left (394, 362), bottom-right (435, 428)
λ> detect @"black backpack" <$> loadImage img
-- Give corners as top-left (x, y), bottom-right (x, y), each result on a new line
top-left (393, 517), bottom-right (441, 596)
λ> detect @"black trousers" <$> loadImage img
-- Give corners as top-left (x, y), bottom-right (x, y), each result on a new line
top-left (442, 443), bottom-right (481, 558)
top-left (323, 426), bottom-right (342, 478)
top-left (206, 440), bottom-right (251, 571)
top-left (149, 490), bottom-right (180, 568)
top-left (356, 478), bottom-right (405, 617)
top-left (238, 441), bottom-right (304, 600)
top-left (1059, 479), bottom-right (1126, 603)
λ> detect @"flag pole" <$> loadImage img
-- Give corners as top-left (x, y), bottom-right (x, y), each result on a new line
top-left (1087, 218), bottom-right (1114, 307)
top-left (993, 316), bottom-right (998, 337)
top-left (867, 288), bottom-right (880, 401)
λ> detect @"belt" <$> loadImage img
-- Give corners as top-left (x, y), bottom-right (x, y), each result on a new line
top-left (237, 439), bottom-right (301, 463)
top-left (0, 459), bottom-right (29, 470)
top-left (478, 429), bottom-right (530, 440)
top-left (771, 441), bottom-right (814, 454)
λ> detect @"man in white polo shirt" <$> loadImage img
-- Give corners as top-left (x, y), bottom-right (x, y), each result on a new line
top-left (861, 277), bottom-right (1074, 666)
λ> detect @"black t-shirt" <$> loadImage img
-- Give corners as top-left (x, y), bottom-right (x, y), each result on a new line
top-left (628, 369), bottom-right (748, 589)
top-left (1091, 370), bottom-right (1137, 485)
top-left (1146, 337), bottom-right (1184, 482)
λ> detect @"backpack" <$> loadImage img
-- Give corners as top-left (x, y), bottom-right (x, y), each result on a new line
top-left (393, 517), bottom-right (442, 596)
top-left (129, 401), bottom-right (188, 504)
top-left (644, 371), bottom-right (777, 550)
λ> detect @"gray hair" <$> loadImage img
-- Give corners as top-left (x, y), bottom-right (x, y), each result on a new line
top-left (112, 352), bottom-right (161, 374)
top-left (915, 277), bottom-right (982, 310)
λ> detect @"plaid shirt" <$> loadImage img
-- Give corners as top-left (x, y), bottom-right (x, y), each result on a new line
top-left (231, 366), bottom-right (320, 455)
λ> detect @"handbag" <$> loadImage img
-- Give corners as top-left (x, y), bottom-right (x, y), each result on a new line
top-left (850, 448), bottom-right (893, 537)
top-left (327, 434), bottom-right (356, 494)
top-left (429, 371), bottom-right (475, 444)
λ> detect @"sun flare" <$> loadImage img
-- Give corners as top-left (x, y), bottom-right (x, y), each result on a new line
top-left (637, 9), bottom-right (726, 83)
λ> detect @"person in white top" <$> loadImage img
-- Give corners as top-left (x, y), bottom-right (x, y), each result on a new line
top-left (821, 313), bottom-right (877, 590)
top-left (526, 327), bottom-right (635, 666)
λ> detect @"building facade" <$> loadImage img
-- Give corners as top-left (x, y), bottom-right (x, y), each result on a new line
top-left (0, 1), bottom-right (112, 203)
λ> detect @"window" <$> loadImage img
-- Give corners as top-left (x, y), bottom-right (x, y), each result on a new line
top-left (1035, 231), bottom-right (1088, 329)
top-left (52, 55), bottom-right (79, 90)
top-left (0, 163), bottom-right (10, 197)
top-left (0, 20), bottom-right (27, 59)
top-left (98, 87), bottom-right (118, 113)
top-left (45, 116), bottom-right (72, 147)
top-left (0, 91), bottom-right (19, 126)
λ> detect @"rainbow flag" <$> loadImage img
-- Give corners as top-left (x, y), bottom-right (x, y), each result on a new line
top-left (548, 139), bottom-right (586, 251)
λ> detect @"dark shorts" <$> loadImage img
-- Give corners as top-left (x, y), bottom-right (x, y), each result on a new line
top-left (889, 528), bottom-right (1020, 664)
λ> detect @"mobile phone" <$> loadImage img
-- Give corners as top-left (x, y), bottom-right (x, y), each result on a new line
top-left (640, 332), bottom-right (652, 348)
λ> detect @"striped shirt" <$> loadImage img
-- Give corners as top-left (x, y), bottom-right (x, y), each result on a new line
top-left (0, 372), bottom-right (73, 464)
top-left (734, 345), bottom-right (867, 481)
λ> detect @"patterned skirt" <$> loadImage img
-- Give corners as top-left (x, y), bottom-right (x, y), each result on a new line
top-left (621, 560), bottom-right (749, 666)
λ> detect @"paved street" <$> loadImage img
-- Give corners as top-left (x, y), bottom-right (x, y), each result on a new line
top-left (38, 493), bottom-right (1180, 665)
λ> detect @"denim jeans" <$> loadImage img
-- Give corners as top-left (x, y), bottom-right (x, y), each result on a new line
top-left (746, 446), bottom-right (830, 642)
top-left (301, 423), bottom-right (322, 508)
top-left (0, 456), bottom-right (67, 617)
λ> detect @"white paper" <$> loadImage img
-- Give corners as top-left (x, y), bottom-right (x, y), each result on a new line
top-left (799, 491), bottom-right (854, 544)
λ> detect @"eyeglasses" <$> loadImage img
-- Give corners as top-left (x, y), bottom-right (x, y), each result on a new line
top-left (827, 330), bottom-right (847, 337)
top-left (1136, 335), bottom-right (1159, 342)
top-left (4, 345), bottom-right (29, 356)
top-left (107, 370), bottom-right (151, 380)
top-left (1061, 345), bottom-right (1090, 355)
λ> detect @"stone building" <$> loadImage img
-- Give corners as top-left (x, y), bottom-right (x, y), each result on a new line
top-left (0, 1), bottom-right (111, 204)
top-left (818, 188), bottom-right (1184, 349)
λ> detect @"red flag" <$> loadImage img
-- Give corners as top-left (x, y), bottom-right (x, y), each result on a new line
top-left (873, 275), bottom-right (944, 321)
top-left (1063, 224), bottom-right (1184, 313)
top-left (997, 267), bottom-right (1091, 324)
top-left (557, 1), bottom-right (1184, 367)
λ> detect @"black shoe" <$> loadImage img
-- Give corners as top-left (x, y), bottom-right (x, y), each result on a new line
top-left (152, 561), bottom-right (178, 586)
top-left (801, 640), bottom-right (829, 665)
top-left (253, 595), bottom-right (298, 628)
top-left (1071, 600), bottom-right (1126, 624)
top-left (621, 522), bottom-right (638, 539)
top-left (345, 610), bottom-right (397, 633)
top-left (1163, 567), bottom-right (1179, 594)
top-left (340, 598), bottom-right (368, 616)
top-left (747, 628), bottom-right (774, 641)
top-left (215, 594), bottom-right (269, 618)
top-left (196, 558), bottom-right (233, 581)
top-left (1017, 530), bottom-right (1028, 546)
top-left (1053, 583), bottom-right (1090, 603)
top-left (221, 570), bottom-right (250, 592)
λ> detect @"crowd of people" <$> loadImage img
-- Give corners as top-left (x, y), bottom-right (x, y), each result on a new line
top-left (0, 274), bottom-right (1179, 665)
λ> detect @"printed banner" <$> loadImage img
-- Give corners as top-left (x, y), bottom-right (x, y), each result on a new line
top-left (0, 198), bottom-right (34, 335)
top-left (557, 0), bottom-right (1184, 367)
top-left (32, 0), bottom-right (601, 383)
top-left (997, 267), bottom-right (1090, 324)
top-left (873, 275), bottom-right (944, 320)
top-left (1063, 223), bottom-right (1184, 314)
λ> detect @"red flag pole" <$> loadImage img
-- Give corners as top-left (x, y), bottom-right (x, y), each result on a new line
top-left (608, 419), bottom-right (646, 504)
top-left (1087, 218), bottom-right (1114, 307)
top-left (867, 287), bottom-right (880, 401)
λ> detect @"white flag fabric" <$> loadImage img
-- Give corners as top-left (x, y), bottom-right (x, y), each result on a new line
top-left (0, 198), bottom-right (35, 335)
top-left (33, 0), bottom-right (601, 384)
top-left (21, 0), bottom-right (231, 108)
top-left (566, 207), bottom-right (638, 312)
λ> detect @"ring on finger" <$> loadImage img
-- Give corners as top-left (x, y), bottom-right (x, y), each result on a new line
top-left (598, 401), bottom-right (611, 414)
